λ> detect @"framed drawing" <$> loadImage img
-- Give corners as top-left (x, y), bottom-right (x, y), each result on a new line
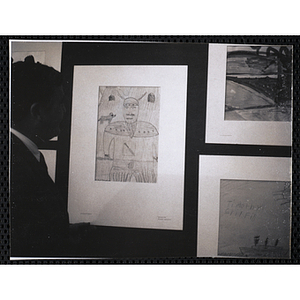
top-left (197, 155), bottom-right (292, 258)
top-left (205, 44), bottom-right (292, 146)
top-left (68, 65), bottom-right (188, 230)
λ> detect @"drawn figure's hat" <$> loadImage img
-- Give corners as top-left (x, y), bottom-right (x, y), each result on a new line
top-left (117, 90), bottom-right (147, 104)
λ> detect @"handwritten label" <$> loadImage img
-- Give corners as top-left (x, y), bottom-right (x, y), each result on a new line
top-left (224, 200), bottom-right (264, 221)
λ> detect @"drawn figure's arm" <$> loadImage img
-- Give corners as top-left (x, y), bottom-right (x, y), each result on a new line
top-left (152, 135), bottom-right (159, 162)
top-left (103, 130), bottom-right (114, 160)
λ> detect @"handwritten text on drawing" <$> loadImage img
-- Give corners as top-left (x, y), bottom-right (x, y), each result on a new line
top-left (224, 200), bottom-right (264, 221)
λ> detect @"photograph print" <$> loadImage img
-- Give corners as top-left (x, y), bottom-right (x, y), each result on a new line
top-left (225, 45), bottom-right (292, 122)
top-left (95, 86), bottom-right (160, 183)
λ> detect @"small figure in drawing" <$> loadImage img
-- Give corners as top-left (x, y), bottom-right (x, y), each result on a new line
top-left (254, 236), bottom-right (260, 247)
top-left (264, 237), bottom-right (269, 249)
top-left (98, 112), bottom-right (116, 124)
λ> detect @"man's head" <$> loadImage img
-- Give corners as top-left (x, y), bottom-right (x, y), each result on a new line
top-left (122, 97), bottom-right (139, 124)
top-left (11, 56), bottom-right (66, 141)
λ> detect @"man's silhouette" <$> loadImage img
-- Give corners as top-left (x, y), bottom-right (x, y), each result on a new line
top-left (10, 56), bottom-right (69, 256)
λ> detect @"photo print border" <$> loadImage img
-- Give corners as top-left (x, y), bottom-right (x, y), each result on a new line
top-left (2, 35), bottom-right (299, 264)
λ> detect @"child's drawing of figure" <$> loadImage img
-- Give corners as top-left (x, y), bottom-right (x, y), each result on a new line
top-left (95, 87), bottom-right (160, 183)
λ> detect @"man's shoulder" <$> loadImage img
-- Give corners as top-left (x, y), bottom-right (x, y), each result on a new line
top-left (11, 134), bottom-right (34, 162)
top-left (11, 134), bottom-right (43, 180)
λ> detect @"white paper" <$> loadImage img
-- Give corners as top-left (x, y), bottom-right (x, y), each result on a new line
top-left (205, 44), bottom-right (292, 146)
top-left (68, 65), bottom-right (188, 230)
top-left (197, 155), bottom-right (292, 258)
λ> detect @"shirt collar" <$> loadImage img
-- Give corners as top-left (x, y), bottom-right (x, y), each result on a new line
top-left (11, 128), bottom-right (41, 162)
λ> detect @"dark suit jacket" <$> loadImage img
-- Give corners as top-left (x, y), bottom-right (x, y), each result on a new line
top-left (10, 134), bottom-right (69, 257)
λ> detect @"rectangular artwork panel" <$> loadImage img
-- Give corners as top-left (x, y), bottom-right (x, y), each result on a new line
top-left (205, 44), bottom-right (292, 146)
top-left (95, 86), bottom-right (160, 183)
top-left (68, 65), bottom-right (188, 230)
top-left (225, 45), bottom-right (292, 122)
top-left (218, 179), bottom-right (291, 258)
top-left (197, 155), bottom-right (292, 258)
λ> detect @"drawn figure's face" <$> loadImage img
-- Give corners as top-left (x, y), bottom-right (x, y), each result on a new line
top-left (123, 98), bottom-right (139, 123)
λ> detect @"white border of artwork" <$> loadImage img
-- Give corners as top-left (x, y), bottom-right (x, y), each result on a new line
top-left (197, 155), bottom-right (292, 257)
top-left (205, 44), bottom-right (292, 146)
top-left (68, 65), bottom-right (188, 230)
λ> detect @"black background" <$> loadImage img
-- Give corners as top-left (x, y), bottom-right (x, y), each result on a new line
top-left (1, 36), bottom-right (298, 264)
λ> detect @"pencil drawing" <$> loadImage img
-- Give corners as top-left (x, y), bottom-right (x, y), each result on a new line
top-left (218, 179), bottom-right (291, 258)
top-left (95, 86), bottom-right (160, 183)
top-left (225, 45), bottom-right (292, 122)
